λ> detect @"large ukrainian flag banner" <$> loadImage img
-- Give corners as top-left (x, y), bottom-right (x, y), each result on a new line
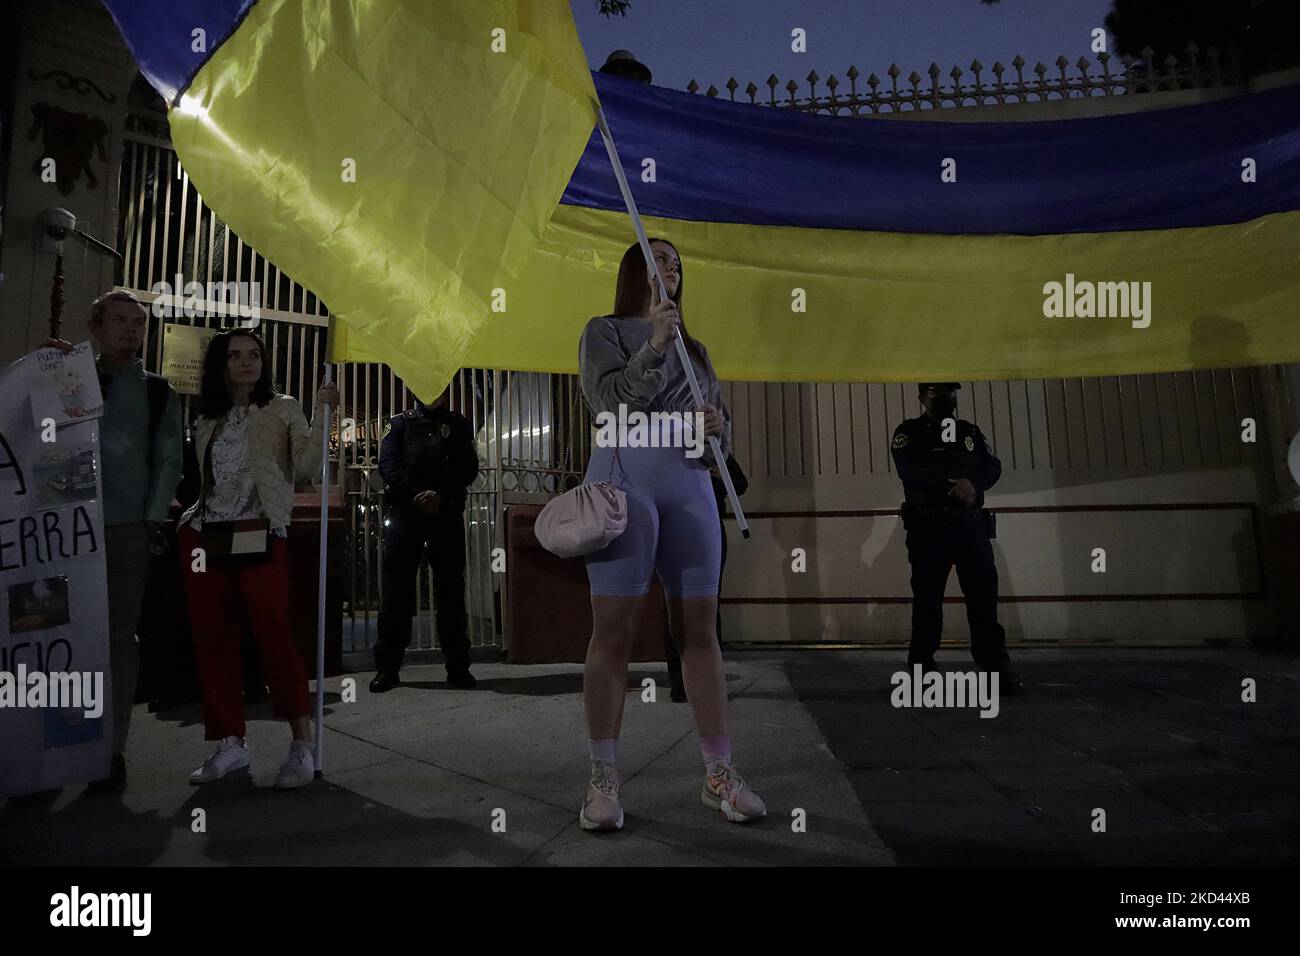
top-left (100, 0), bottom-right (598, 400)
top-left (103, 0), bottom-right (1300, 389)
top-left (463, 72), bottom-right (1300, 382)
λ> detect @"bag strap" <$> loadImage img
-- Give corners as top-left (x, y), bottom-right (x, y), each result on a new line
top-left (559, 381), bottom-right (578, 476)
top-left (198, 423), bottom-right (217, 522)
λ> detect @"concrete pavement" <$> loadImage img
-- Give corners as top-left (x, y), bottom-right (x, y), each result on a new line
top-left (1, 655), bottom-right (894, 866)
top-left (4, 646), bottom-right (1297, 866)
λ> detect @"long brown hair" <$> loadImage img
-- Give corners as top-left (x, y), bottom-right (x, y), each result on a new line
top-left (611, 238), bottom-right (713, 388)
top-left (197, 328), bottom-right (277, 419)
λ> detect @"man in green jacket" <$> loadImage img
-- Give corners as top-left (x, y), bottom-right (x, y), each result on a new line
top-left (49, 290), bottom-right (183, 790)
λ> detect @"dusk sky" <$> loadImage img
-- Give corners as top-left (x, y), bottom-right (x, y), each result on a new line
top-left (569, 0), bottom-right (1116, 94)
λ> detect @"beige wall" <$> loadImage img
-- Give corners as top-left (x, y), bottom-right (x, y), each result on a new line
top-left (718, 374), bottom-right (1285, 645)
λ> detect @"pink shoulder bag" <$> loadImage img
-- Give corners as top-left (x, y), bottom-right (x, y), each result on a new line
top-left (535, 448), bottom-right (626, 558)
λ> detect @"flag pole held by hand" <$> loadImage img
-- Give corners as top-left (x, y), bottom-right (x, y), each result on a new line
top-left (593, 105), bottom-right (750, 538)
top-left (314, 363), bottom-right (333, 777)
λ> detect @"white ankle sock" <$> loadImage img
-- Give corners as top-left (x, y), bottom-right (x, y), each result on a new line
top-left (589, 738), bottom-right (617, 765)
top-left (701, 734), bottom-right (732, 774)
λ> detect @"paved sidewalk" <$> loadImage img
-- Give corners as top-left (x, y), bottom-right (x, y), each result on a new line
top-left (4, 647), bottom-right (1296, 866)
top-left (0, 656), bottom-right (894, 866)
top-left (787, 648), bottom-right (1300, 866)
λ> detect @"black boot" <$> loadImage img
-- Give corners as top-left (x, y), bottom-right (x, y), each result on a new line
top-left (446, 669), bottom-right (477, 690)
top-left (369, 671), bottom-right (401, 693)
top-left (906, 655), bottom-right (940, 676)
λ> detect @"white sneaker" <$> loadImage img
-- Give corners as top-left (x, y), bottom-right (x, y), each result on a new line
top-left (578, 761), bottom-right (624, 831)
top-left (274, 741), bottom-right (316, 790)
top-left (189, 736), bottom-right (249, 784)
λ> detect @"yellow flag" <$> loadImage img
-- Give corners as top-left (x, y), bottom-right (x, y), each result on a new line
top-left (168, 0), bottom-right (597, 400)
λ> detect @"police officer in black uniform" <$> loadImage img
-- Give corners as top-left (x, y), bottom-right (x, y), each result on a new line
top-left (370, 384), bottom-right (481, 692)
top-left (891, 383), bottom-right (1024, 693)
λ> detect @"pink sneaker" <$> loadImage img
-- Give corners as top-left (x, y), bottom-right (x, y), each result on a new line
top-left (702, 761), bottom-right (766, 823)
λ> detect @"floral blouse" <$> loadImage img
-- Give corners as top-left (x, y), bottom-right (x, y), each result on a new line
top-left (190, 406), bottom-right (286, 536)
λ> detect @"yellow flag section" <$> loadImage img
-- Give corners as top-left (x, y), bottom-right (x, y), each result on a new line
top-left (462, 204), bottom-right (1300, 383)
top-left (168, 0), bottom-right (597, 400)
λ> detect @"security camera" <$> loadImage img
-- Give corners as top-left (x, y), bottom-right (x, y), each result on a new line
top-left (39, 207), bottom-right (77, 241)
top-left (35, 207), bottom-right (123, 260)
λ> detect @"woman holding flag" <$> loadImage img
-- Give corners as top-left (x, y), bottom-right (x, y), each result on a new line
top-left (576, 238), bottom-right (766, 830)
top-left (179, 329), bottom-right (338, 790)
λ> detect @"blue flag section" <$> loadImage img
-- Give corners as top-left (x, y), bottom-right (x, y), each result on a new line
top-left (99, 0), bottom-right (255, 103)
top-left (567, 73), bottom-right (1300, 235)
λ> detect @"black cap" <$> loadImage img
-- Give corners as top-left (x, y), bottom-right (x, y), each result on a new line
top-left (918, 382), bottom-right (961, 393)
top-left (599, 50), bottom-right (652, 84)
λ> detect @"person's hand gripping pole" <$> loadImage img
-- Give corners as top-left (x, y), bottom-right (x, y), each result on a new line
top-left (593, 105), bottom-right (750, 538)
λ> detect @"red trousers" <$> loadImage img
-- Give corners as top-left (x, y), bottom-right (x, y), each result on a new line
top-left (179, 525), bottom-right (310, 739)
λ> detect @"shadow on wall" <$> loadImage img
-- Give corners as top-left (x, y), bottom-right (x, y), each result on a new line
top-left (858, 514), bottom-right (903, 639)
top-left (765, 511), bottom-right (819, 640)
top-left (991, 538), bottom-right (1025, 642)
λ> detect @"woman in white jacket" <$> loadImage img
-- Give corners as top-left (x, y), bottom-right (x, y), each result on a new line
top-left (179, 328), bottom-right (337, 789)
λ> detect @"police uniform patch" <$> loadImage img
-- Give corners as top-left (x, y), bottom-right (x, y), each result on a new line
top-left (892, 432), bottom-right (909, 449)
top-left (382, 422), bottom-right (392, 438)
top-left (440, 423), bottom-right (451, 438)
top-left (964, 435), bottom-right (975, 451)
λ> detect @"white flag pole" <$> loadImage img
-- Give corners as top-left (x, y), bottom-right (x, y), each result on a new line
top-left (313, 362), bottom-right (333, 778)
top-left (592, 105), bottom-right (749, 538)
